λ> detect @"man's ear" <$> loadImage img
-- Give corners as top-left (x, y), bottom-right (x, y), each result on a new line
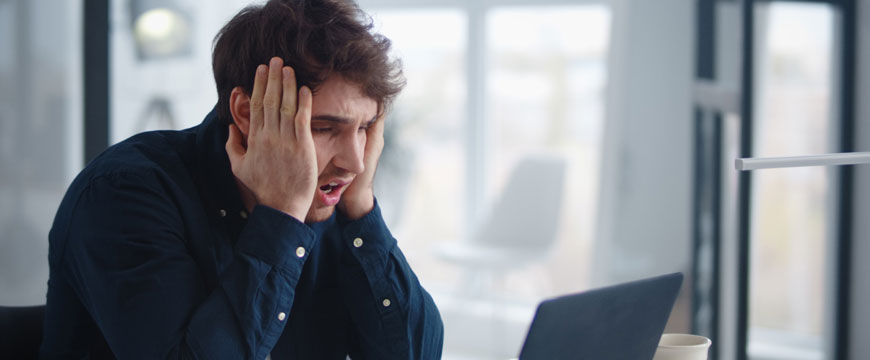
top-left (229, 86), bottom-right (251, 140)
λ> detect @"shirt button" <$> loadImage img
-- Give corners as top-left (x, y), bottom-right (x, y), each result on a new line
top-left (353, 237), bottom-right (363, 248)
top-left (382, 298), bottom-right (391, 307)
top-left (277, 312), bottom-right (286, 321)
top-left (240, 210), bottom-right (248, 219)
top-left (295, 247), bottom-right (306, 258)
top-left (218, 209), bottom-right (227, 217)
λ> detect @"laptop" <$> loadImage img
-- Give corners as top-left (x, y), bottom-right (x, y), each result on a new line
top-left (518, 272), bottom-right (684, 360)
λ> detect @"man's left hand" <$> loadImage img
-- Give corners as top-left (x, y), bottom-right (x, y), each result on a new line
top-left (338, 112), bottom-right (386, 220)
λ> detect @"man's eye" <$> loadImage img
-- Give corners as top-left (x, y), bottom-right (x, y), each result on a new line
top-left (312, 127), bottom-right (332, 133)
top-left (358, 126), bottom-right (369, 132)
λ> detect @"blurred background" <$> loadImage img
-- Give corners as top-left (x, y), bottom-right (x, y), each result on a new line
top-left (1, 0), bottom-right (870, 359)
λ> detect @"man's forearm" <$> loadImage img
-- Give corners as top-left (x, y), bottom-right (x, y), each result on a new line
top-left (55, 177), bottom-right (315, 359)
top-left (334, 202), bottom-right (445, 359)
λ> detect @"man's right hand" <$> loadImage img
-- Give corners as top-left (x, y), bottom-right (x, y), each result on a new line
top-left (225, 57), bottom-right (317, 222)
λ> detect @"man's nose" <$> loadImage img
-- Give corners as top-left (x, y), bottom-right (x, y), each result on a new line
top-left (333, 131), bottom-right (365, 175)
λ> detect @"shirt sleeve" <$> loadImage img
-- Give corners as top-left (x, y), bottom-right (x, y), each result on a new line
top-left (334, 200), bottom-right (444, 359)
top-left (58, 171), bottom-right (312, 360)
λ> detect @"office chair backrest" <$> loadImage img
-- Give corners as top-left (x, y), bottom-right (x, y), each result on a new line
top-left (0, 305), bottom-right (45, 359)
top-left (473, 155), bottom-right (566, 249)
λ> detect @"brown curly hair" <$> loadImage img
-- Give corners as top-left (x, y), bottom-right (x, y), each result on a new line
top-left (212, 0), bottom-right (405, 125)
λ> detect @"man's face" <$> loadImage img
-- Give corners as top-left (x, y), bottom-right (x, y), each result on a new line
top-left (305, 76), bottom-right (378, 222)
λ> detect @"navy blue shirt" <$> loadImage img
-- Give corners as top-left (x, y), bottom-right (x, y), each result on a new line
top-left (40, 109), bottom-right (443, 359)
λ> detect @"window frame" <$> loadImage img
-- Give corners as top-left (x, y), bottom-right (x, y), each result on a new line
top-left (691, 1), bottom-right (856, 360)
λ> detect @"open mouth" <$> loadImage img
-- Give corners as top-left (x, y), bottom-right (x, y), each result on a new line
top-left (316, 179), bottom-right (350, 206)
top-left (319, 182), bottom-right (342, 194)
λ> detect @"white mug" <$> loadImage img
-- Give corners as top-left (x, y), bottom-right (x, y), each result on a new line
top-left (652, 333), bottom-right (712, 360)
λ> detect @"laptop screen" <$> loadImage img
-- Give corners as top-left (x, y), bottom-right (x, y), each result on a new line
top-left (519, 272), bottom-right (683, 360)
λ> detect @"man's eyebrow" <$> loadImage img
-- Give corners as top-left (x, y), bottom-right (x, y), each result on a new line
top-left (311, 115), bottom-right (352, 124)
top-left (311, 114), bottom-right (379, 126)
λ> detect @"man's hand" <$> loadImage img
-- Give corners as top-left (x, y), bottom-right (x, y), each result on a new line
top-left (338, 112), bottom-right (386, 220)
top-left (225, 57), bottom-right (317, 222)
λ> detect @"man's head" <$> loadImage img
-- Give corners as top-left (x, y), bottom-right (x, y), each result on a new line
top-left (213, 0), bottom-right (404, 221)
top-left (213, 0), bottom-right (403, 123)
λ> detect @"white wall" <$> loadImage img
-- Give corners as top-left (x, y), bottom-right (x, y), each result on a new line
top-left (594, 0), bottom-right (695, 330)
top-left (109, 0), bottom-right (250, 143)
top-left (849, 1), bottom-right (870, 359)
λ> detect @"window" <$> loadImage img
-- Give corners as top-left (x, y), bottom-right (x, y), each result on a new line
top-left (485, 5), bottom-right (609, 299)
top-left (0, 0), bottom-right (83, 306)
top-left (367, 3), bottom-right (611, 358)
top-left (749, 3), bottom-right (836, 359)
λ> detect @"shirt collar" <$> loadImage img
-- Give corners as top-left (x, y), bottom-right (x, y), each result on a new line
top-left (195, 107), bottom-right (246, 220)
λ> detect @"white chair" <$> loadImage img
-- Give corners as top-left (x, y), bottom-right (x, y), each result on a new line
top-left (436, 154), bottom-right (566, 296)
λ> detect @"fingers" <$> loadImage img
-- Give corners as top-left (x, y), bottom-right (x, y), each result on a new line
top-left (263, 57), bottom-right (284, 132)
top-left (249, 57), bottom-right (309, 145)
top-left (366, 112), bottom-right (386, 153)
top-left (295, 86), bottom-right (313, 143)
top-left (248, 65), bottom-right (268, 134)
top-left (280, 66), bottom-right (298, 138)
top-left (372, 112), bottom-right (386, 136)
top-left (225, 124), bottom-right (245, 173)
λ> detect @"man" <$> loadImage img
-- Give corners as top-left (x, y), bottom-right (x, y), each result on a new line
top-left (40, 0), bottom-right (443, 358)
